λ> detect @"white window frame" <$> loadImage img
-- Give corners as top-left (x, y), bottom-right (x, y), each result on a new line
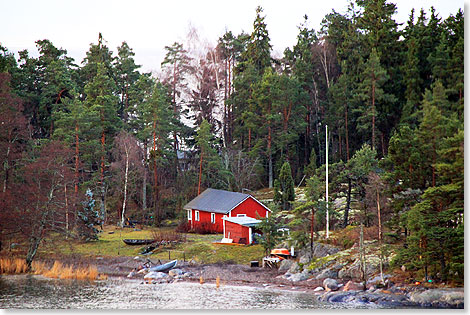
top-left (187, 210), bottom-right (192, 221)
top-left (195, 210), bottom-right (200, 222)
top-left (211, 213), bottom-right (215, 224)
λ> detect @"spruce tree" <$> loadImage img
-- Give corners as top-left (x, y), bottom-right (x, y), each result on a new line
top-left (278, 161), bottom-right (295, 210)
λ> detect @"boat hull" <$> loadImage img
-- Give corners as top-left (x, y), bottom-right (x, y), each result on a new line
top-left (148, 260), bottom-right (178, 272)
top-left (123, 239), bottom-right (155, 246)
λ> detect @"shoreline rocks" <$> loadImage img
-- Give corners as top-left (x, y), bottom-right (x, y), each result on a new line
top-left (317, 287), bottom-right (464, 308)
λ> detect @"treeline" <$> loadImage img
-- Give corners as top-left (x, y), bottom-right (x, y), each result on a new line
top-left (0, 0), bottom-right (463, 280)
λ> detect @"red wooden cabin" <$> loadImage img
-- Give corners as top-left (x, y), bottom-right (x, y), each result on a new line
top-left (183, 188), bottom-right (271, 233)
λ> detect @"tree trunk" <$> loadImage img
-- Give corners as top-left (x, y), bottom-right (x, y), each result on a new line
top-left (338, 129), bottom-right (342, 161)
top-left (268, 125), bottom-right (273, 188)
top-left (371, 80), bottom-right (376, 151)
top-left (142, 141), bottom-right (147, 222)
top-left (310, 206), bottom-right (315, 252)
top-left (64, 185), bottom-right (69, 237)
top-left (343, 177), bottom-right (352, 228)
top-left (74, 122), bottom-right (79, 196)
top-left (25, 234), bottom-right (42, 270)
top-left (100, 128), bottom-right (106, 225)
top-left (152, 126), bottom-right (159, 225)
top-left (359, 224), bottom-right (366, 287)
top-left (74, 122), bottom-right (79, 229)
top-left (3, 145), bottom-right (10, 193)
top-left (248, 128), bottom-right (251, 149)
top-left (120, 149), bottom-right (129, 227)
top-left (345, 99), bottom-right (350, 161)
top-left (376, 188), bottom-right (382, 241)
top-left (223, 57), bottom-right (228, 147)
top-left (172, 61), bottom-right (179, 178)
top-left (198, 151), bottom-right (203, 195)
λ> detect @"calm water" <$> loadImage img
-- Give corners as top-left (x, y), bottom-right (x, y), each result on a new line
top-left (0, 275), bottom-right (379, 309)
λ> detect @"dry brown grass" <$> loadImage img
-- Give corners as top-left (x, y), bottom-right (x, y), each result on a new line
top-left (151, 229), bottom-right (186, 243)
top-left (0, 257), bottom-right (105, 280)
top-left (33, 260), bottom-right (102, 280)
top-left (31, 261), bottom-right (48, 275)
top-left (0, 258), bottom-right (28, 274)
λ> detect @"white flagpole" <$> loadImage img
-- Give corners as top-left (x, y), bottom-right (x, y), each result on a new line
top-left (326, 124), bottom-right (329, 239)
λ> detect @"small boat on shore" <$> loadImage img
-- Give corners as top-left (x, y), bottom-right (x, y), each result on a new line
top-left (123, 239), bottom-right (155, 246)
top-left (149, 259), bottom-right (177, 272)
top-left (138, 260), bottom-right (178, 273)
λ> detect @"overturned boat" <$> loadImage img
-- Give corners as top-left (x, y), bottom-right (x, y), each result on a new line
top-left (123, 239), bottom-right (155, 246)
top-left (138, 260), bottom-right (178, 273)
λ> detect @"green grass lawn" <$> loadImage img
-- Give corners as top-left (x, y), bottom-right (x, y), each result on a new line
top-left (39, 225), bottom-right (265, 265)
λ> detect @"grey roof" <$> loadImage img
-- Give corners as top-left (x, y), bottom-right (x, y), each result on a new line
top-left (223, 216), bottom-right (261, 227)
top-left (183, 188), bottom-right (268, 214)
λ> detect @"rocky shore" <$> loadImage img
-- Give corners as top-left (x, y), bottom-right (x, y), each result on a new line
top-left (82, 253), bottom-right (463, 309)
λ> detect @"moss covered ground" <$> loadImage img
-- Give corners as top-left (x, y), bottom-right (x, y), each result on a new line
top-left (38, 225), bottom-right (265, 265)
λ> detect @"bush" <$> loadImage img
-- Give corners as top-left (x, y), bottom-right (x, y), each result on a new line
top-left (175, 221), bottom-right (191, 233)
top-left (332, 225), bottom-right (380, 249)
top-left (193, 222), bottom-right (218, 234)
top-left (151, 229), bottom-right (186, 243)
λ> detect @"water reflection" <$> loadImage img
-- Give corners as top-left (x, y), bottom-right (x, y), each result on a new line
top-left (0, 275), bottom-right (376, 309)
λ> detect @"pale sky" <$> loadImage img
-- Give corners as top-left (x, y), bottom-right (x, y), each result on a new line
top-left (1, 0), bottom-right (464, 73)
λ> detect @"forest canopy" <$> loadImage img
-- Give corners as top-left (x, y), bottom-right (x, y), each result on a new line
top-left (0, 0), bottom-right (463, 282)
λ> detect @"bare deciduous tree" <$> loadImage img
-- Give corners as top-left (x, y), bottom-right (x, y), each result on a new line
top-left (112, 131), bottom-right (143, 227)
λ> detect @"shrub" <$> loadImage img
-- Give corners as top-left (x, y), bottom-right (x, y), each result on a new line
top-left (332, 225), bottom-right (380, 249)
top-left (175, 221), bottom-right (191, 233)
top-left (151, 229), bottom-right (186, 243)
top-left (192, 222), bottom-right (218, 234)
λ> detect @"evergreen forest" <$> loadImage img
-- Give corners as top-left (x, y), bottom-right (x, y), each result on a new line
top-left (0, 1), bottom-right (464, 283)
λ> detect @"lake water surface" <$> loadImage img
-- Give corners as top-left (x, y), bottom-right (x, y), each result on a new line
top-left (0, 275), bottom-right (381, 309)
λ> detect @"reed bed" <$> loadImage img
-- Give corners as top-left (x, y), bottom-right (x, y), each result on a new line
top-left (0, 258), bottom-right (105, 280)
top-left (39, 260), bottom-right (102, 280)
top-left (0, 258), bottom-right (28, 274)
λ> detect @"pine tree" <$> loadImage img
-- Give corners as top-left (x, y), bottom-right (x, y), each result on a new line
top-left (83, 62), bottom-right (121, 223)
top-left (355, 48), bottom-right (395, 152)
top-left (161, 41), bottom-right (191, 178)
top-left (114, 41), bottom-right (141, 123)
top-left (231, 6), bottom-right (272, 151)
top-left (278, 161), bottom-right (295, 210)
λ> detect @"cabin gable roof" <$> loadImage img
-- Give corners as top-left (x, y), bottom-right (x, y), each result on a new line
top-left (183, 188), bottom-right (270, 214)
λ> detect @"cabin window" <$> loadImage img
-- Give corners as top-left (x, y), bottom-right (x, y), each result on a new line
top-left (195, 211), bottom-right (200, 221)
top-left (211, 213), bottom-right (215, 224)
top-left (237, 214), bottom-right (246, 217)
top-left (187, 210), bottom-right (192, 221)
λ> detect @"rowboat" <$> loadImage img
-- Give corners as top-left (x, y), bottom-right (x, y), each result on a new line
top-left (148, 260), bottom-right (177, 272)
top-left (123, 239), bottom-right (155, 246)
top-left (138, 260), bottom-right (178, 273)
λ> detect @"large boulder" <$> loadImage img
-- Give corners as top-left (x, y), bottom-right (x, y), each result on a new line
top-left (315, 268), bottom-right (338, 280)
top-left (287, 262), bottom-right (301, 274)
top-left (288, 271), bottom-right (310, 282)
top-left (299, 252), bottom-right (312, 264)
top-left (338, 258), bottom-right (381, 281)
top-left (297, 242), bottom-right (340, 262)
top-left (278, 259), bottom-right (295, 273)
top-left (409, 289), bottom-right (464, 308)
top-left (169, 268), bottom-right (184, 277)
top-left (323, 278), bottom-right (339, 291)
top-left (143, 271), bottom-right (170, 283)
top-left (312, 242), bottom-right (340, 258)
top-left (338, 260), bottom-right (362, 280)
top-left (343, 280), bottom-right (365, 291)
